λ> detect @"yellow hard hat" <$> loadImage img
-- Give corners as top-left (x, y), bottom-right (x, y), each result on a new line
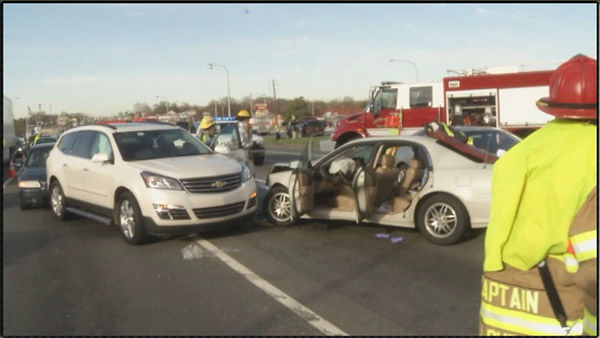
top-left (200, 116), bottom-right (215, 129)
top-left (237, 109), bottom-right (251, 118)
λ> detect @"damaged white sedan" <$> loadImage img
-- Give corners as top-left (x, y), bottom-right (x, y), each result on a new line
top-left (264, 124), bottom-right (503, 245)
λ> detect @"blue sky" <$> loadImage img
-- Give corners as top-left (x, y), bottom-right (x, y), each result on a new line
top-left (3, 3), bottom-right (597, 117)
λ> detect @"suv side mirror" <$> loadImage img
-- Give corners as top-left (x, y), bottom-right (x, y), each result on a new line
top-left (91, 153), bottom-right (110, 163)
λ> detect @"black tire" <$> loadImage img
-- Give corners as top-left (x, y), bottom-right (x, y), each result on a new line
top-left (50, 180), bottom-right (69, 221)
top-left (416, 194), bottom-right (470, 245)
top-left (264, 185), bottom-right (296, 227)
top-left (19, 199), bottom-right (31, 210)
top-left (116, 191), bottom-right (148, 245)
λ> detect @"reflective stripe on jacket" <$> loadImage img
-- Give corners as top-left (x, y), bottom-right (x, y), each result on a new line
top-left (480, 263), bottom-right (584, 336)
top-left (568, 188), bottom-right (597, 336)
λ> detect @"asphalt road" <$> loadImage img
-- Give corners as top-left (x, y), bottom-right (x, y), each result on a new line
top-left (3, 146), bottom-right (487, 335)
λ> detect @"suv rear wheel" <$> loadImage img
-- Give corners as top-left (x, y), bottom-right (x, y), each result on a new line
top-left (117, 192), bottom-right (148, 245)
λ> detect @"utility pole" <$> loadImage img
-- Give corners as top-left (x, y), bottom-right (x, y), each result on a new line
top-left (249, 93), bottom-right (254, 116)
top-left (270, 79), bottom-right (278, 100)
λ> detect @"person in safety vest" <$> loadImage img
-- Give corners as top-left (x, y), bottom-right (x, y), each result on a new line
top-left (33, 133), bottom-right (41, 145)
top-left (237, 109), bottom-right (253, 149)
top-left (198, 115), bottom-right (217, 146)
top-left (479, 54), bottom-right (597, 336)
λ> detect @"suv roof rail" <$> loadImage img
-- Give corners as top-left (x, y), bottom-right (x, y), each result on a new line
top-left (93, 122), bottom-right (118, 129)
top-left (142, 120), bottom-right (178, 126)
top-left (66, 123), bottom-right (118, 130)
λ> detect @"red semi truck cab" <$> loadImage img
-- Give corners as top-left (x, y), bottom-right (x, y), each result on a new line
top-left (332, 81), bottom-right (445, 147)
top-left (332, 68), bottom-right (554, 147)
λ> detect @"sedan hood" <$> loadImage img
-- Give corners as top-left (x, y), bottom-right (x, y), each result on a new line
top-left (127, 154), bottom-right (242, 178)
top-left (18, 167), bottom-right (47, 181)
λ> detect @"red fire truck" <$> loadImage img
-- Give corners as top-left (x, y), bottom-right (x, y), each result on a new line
top-left (331, 68), bottom-right (554, 147)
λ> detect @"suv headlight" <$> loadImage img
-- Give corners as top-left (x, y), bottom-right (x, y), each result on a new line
top-left (241, 163), bottom-right (252, 183)
top-left (141, 171), bottom-right (183, 190)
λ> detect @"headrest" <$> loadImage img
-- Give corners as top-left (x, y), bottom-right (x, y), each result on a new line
top-left (409, 159), bottom-right (424, 169)
top-left (381, 154), bottom-right (395, 168)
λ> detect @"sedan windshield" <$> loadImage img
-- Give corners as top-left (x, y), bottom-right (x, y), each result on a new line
top-left (114, 129), bottom-right (212, 161)
top-left (25, 147), bottom-right (52, 168)
top-left (461, 130), bottom-right (520, 153)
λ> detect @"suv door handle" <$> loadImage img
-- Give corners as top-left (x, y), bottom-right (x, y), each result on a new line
top-left (83, 168), bottom-right (89, 172)
top-left (63, 163), bottom-right (68, 167)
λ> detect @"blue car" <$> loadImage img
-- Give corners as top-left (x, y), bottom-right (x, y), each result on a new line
top-left (17, 143), bottom-right (55, 209)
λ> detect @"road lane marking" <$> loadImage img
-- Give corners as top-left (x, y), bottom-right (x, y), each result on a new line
top-left (3, 177), bottom-right (14, 189)
top-left (194, 238), bottom-right (348, 336)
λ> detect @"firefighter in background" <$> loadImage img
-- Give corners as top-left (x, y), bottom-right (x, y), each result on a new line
top-left (479, 54), bottom-right (597, 335)
top-left (198, 115), bottom-right (217, 146)
top-left (33, 133), bottom-right (41, 145)
top-left (237, 109), bottom-right (253, 148)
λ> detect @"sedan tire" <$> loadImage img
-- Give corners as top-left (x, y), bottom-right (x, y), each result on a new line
top-left (264, 185), bottom-right (296, 227)
top-left (117, 191), bottom-right (148, 245)
top-left (416, 194), bottom-right (469, 245)
top-left (19, 199), bottom-right (31, 210)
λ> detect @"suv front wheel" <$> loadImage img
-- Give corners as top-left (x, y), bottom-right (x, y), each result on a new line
top-left (117, 192), bottom-right (148, 245)
top-left (50, 180), bottom-right (69, 220)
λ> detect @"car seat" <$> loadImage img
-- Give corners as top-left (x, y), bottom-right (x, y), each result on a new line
top-left (374, 154), bottom-right (401, 206)
top-left (398, 159), bottom-right (425, 195)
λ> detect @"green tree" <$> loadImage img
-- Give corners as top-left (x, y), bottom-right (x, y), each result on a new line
top-left (282, 97), bottom-right (309, 120)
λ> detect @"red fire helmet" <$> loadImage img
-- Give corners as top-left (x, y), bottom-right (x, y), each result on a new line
top-left (536, 54), bottom-right (597, 119)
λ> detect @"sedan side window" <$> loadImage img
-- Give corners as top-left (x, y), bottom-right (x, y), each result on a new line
top-left (319, 144), bottom-right (376, 182)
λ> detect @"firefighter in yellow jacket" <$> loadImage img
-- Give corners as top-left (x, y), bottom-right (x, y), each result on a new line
top-left (198, 115), bottom-right (217, 146)
top-left (480, 54), bottom-right (597, 336)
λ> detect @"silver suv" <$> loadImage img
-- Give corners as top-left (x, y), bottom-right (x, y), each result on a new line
top-left (46, 122), bottom-right (257, 245)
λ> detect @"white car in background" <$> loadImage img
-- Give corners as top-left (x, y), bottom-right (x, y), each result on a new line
top-left (193, 119), bottom-right (266, 166)
top-left (46, 122), bottom-right (257, 245)
top-left (264, 131), bottom-right (499, 245)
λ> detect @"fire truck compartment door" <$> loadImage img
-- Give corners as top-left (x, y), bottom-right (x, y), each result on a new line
top-left (446, 88), bottom-right (497, 98)
top-left (498, 86), bottom-right (553, 126)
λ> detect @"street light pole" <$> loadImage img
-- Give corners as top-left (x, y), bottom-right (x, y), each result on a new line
top-left (208, 63), bottom-right (231, 119)
top-left (388, 59), bottom-right (420, 82)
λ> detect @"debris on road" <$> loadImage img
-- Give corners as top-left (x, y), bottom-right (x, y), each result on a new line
top-left (390, 237), bottom-right (404, 244)
top-left (376, 232), bottom-right (390, 239)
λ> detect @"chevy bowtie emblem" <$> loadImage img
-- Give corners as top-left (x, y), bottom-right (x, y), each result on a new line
top-left (212, 180), bottom-right (226, 189)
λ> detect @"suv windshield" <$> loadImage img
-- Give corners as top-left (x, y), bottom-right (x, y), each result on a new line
top-left (114, 128), bottom-right (212, 161)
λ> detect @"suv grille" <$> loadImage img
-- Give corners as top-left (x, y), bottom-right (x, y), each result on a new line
top-left (180, 173), bottom-right (241, 193)
top-left (169, 209), bottom-right (191, 220)
top-left (193, 202), bottom-right (245, 219)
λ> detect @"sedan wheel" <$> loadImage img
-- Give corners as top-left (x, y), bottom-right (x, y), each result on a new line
top-left (264, 186), bottom-right (296, 227)
top-left (416, 194), bottom-right (469, 245)
top-left (424, 203), bottom-right (457, 238)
